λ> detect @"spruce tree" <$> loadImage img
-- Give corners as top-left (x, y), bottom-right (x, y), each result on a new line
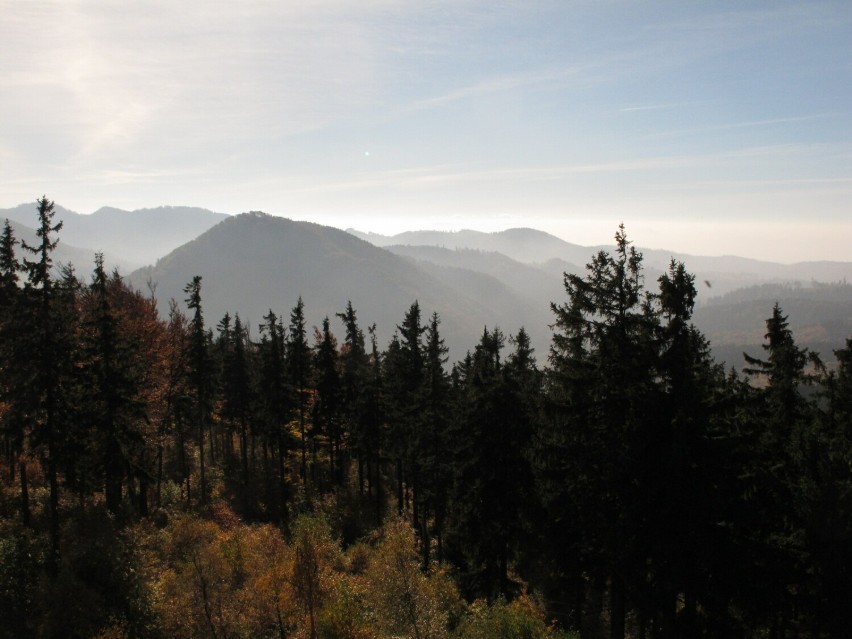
top-left (389, 302), bottom-right (426, 519)
top-left (287, 298), bottom-right (312, 486)
top-left (313, 317), bottom-right (340, 487)
top-left (184, 275), bottom-right (211, 506)
top-left (419, 312), bottom-right (451, 565)
top-left (545, 225), bottom-right (660, 638)
top-left (81, 256), bottom-right (146, 513)
top-left (218, 313), bottom-right (254, 488)
top-left (258, 309), bottom-right (290, 520)
top-left (20, 196), bottom-right (66, 573)
top-left (0, 219), bottom-right (28, 526)
top-left (336, 301), bottom-right (369, 491)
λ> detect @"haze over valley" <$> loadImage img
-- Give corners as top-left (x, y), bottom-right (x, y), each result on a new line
top-left (3, 201), bottom-right (850, 369)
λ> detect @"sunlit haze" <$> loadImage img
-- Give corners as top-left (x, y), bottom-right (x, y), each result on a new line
top-left (2, 1), bottom-right (850, 263)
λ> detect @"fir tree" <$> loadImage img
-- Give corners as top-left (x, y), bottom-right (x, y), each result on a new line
top-left (258, 309), bottom-right (290, 520)
top-left (287, 298), bottom-right (312, 486)
top-left (313, 317), bottom-right (340, 487)
top-left (20, 196), bottom-right (66, 573)
top-left (184, 275), bottom-right (212, 505)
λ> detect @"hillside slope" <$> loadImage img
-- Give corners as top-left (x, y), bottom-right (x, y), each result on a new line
top-left (129, 213), bottom-right (542, 357)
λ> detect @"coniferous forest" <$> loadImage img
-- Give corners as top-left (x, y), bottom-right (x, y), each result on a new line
top-left (2, 197), bottom-right (852, 639)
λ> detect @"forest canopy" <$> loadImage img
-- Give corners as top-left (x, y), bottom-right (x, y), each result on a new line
top-left (1, 200), bottom-right (851, 638)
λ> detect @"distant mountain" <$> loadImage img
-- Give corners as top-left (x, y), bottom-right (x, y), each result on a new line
top-left (348, 227), bottom-right (591, 265)
top-left (1, 218), bottom-right (123, 275)
top-left (350, 227), bottom-right (852, 301)
top-left (6, 202), bottom-right (847, 366)
top-left (693, 282), bottom-right (852, 368)
top-left (352, 229), bottom-right (852, 367)
top-left (1, 203), bottom-right (229, 269)
top-left (384, 245), bottom-right (566, 352)
top-left (128, 213), bottom-right (545, 358)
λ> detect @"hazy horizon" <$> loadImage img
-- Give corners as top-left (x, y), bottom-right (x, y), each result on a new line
top-left (3, 198), bottom-right (848, 266)
top-left (2, 2), bottom-right (851, 263)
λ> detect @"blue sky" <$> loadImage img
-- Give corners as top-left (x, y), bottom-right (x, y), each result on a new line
top-left (1, 1), bottom-right (850, 262)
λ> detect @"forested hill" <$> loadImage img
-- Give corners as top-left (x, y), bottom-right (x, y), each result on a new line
top-left (694, 281), bottom-right (852, 368)
top-left (128, 211), bottom-right (540, 357)
top-left (351, 227), bottom-right (852, 298)
top-left (6, 201), bottom-right (850, 365)
top-left (350, 227), bottom-right (584, 265)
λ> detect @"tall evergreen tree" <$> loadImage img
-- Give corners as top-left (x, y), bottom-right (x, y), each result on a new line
top-left (419, 312), bottom-right (451, 565)
top-left (184, 275), bottom-right (212, 506)
top-left (336, 301), bottom-right (369, 490)
top-left (449, 327), bottom-right (537, 599)
top-left (258, 309), bottom-right (290, 520)
top-left (159, 300), bottom-right (193, 507)
top-left (287, 298), bottom-right (312, 486)
top-left (79, 255), bottom-right (147, 514)
top-left (218, 313), bottom-right (254, 488)
top-left (19, 196), bottom-right (66, 573)
top-left (363, 324), bottom-right (386, 521)
top-left (313, 317), bottom-right (340, 487)
top-left (0, 219), bottom-right (28, 526)
top-left (741, 304), bottom-right (818, 634)
top-left (545, 225), bottom-right (660, 638)
top-left (798, 337), bottom-right (852, 636)
top-left (384, 302), bottom-right (426, 517)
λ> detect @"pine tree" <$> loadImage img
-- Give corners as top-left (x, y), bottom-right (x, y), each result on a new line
top-left (19, 196), bottom-right (66, 573)
top-left (184, 275), bottom-right (212, 506)
top-left (287, 298), bottom-right (312, 486)
top-left (159, 300), bottom-right (193, 507)
top-left (86, 256), bottom-right (146, 512)
top-left (363, 324), bottom-right (386, 521)
top-left (419, 312), bottom-right (451, 565)
top-left (258, 309), bottom-right (290, 520)
top-left (312, 317), bottom-right (340, 487)
top-left (0, 219), bottom-right (28, 526)
top-left (649, 259), bottom-right (732, 635)
top-left (336, 301), bottom-right (369, 491)
top-left (733, 304), bottom-right (812, 633)
top-left (545, 225), bottom-right (659, 638)
top-left (218, 313), bottom-right (254, 488)
top-left (384, 302), bottom-right (426, 518)
top-left (448, 326), bottom-right (537, 599)
top-left (798, 337), bottom-right (852, 635)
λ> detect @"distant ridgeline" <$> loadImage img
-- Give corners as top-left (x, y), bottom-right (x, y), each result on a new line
top-left (2, 200), bottom-right (852, 637)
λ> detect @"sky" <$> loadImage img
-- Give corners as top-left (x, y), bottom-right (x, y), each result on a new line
top-left (1, 0), bottom-right (851, 263)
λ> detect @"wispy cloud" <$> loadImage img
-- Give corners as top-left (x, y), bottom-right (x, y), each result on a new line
top-left (405, 65), bottom-right (585, 112)
top-left (619, 102), bottom-right (710, 113)
top-left (271, 145), bottom-right (820, 195)
top-left (648, 114), bottom-right (841, 139)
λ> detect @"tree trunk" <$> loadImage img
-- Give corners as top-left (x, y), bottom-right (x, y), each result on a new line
top-left (47, 429), bottom-right (60, 577)
top-left (299, 399), bottom-right (307, 485)
top-left (105, 435), bottom-right (123, 514)
top-left (610, 573), bottom-right (626, 639)
top-left (277, 430), bottom-right (287, 524)
top-left (240, 417), bottom-right (249, 487)
top-left (138, 473), bottom-right (149, 516)
top-left (208, 421), bottom-right (216, 464)
top-left (199, 416), bottom-right (207, 506)
top-left (156, 440), bottom-right (164, 509)
top-left (396, 458), bottom-right (404, 516)
top-left (19, 458), bottom-right (30, 528)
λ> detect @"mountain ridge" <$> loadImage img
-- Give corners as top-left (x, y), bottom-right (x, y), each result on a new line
top-left (128, 212), bottom-right (539, 358)
top-left (1, 202), bottom-right (229, 269)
